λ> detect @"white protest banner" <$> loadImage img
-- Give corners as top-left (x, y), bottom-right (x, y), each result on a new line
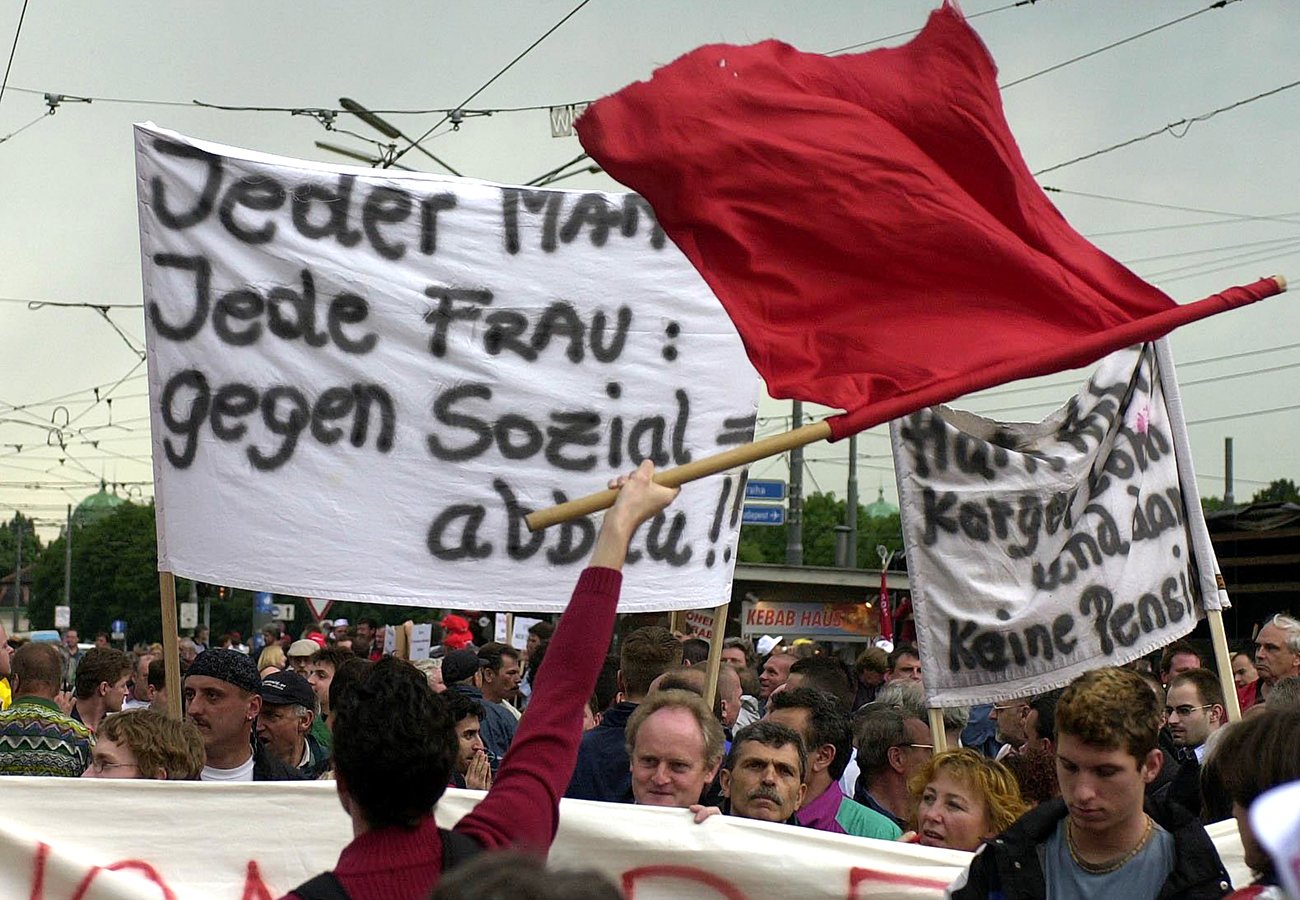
top-left (0, 778), bottom-right (1248, 899)
top-left (135, 124), bottom-right (760, 613)
top-left (890, 340), bottom-right (1227, 706)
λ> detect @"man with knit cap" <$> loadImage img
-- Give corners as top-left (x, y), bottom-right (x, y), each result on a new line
top-left (184, 648), bottom-right (301, 782)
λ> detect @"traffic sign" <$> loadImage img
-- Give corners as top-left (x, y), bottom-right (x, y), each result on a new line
top-left (742, 505), bottom-right (786, 526)
top-left (54, 605), bottom-right (70, 629)
top-left (305, 598), bottom-right (335, 622)
top-left (273, 603), bottom-right (296, 622)
top-left (110, 619), bottom-right (127, 640)
top-left (745, 479), bottom-right (787, 501)
top-left (179, 602), bottom-right (199, 629)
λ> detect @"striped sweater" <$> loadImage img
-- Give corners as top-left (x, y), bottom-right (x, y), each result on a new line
top-left (0, 695), bottom-right (93, 776)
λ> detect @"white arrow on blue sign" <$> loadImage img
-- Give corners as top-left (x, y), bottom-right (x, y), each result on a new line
top-left (742, 505), bottom-right (786, 526)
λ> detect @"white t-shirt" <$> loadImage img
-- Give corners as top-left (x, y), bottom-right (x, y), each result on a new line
top-left (201, 756), bottom-right (255, 782)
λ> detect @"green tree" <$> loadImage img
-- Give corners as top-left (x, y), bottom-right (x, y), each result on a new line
top-left (738, 491), bottom-right (903, 567)
top-left (1251, 478), bottom-right (1300, 505)
top-left (0, 512), bottom-right (42, 576)
top-left (30, 502), bottom-right (161, 642)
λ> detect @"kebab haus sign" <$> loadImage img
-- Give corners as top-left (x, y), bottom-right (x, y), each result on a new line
top-left (740, 599), bottom-right (879, 642)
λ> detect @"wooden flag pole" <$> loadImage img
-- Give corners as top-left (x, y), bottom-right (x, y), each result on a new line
top-left (525, 420), bottom-right (833, 531)
top-left (703, 601), bottom-right (730, 710)
top-left (159, 571), bottom-right (182, 720)
top-left (928, 708), bottom-right (948, 753)
top-left (1207, 608), bottom-right (1243, 722)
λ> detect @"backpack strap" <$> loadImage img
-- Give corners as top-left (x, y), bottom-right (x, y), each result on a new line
top-left (288, 872), bottom-right (350, 900)
top-left (439, 828), bottom-right (483, 871)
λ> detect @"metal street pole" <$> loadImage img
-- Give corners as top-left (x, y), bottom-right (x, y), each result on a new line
top-left (63, 504), bottom-right (72, 606)
top-left (12, 515), bottom-right (21, 632)
top-left (846, 434), bottom-right (859, 568)
top-left (786, 400), bottom-right (804, 566)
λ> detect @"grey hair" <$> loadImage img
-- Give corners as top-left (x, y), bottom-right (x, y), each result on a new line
top-left (1267, 614), bottom-right (1300, 654)
top-left (875, 679), bottom-right (926, 721)
top-left (1266, 675), bottom-right (1300, 713)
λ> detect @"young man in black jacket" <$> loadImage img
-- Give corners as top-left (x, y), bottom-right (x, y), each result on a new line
top-left (948, 666), bottom-right (1230, 900)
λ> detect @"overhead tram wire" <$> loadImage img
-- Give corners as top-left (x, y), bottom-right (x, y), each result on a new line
top-left (824, 0), bottom-right (1041, 55)
top-left (1034, 76), bottom-right (1300, 176)
top-left (388, 0), bottom-right (595, 168)
top-left (0, 0), bottom-right (30, 107)
top-left (1140, 238), bottom-right (1300, 280)
top-left (0, 110), bottom-right (48, 145)
top-left (1044, 187), bottom-right (1300, 232)
top-left (1000, 0), bottom-right (1244, 89)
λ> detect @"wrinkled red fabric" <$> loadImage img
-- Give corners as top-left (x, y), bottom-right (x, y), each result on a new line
top-left (577, 3), bottom-right (1282, 440)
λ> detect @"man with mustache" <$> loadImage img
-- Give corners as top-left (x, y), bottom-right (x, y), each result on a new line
top-left (719, 721), bottom-right (807, 824)
top-left (184, 649), bottom-right (301, 781)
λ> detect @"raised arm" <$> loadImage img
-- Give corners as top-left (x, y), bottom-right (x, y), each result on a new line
top-left (455, 461), bottom-right (678, 850)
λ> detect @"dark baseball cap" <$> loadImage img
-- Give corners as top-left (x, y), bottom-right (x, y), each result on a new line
top-left (260, 669), bottom-right (316, 709)
top-left (442, 649), bottom-right (488, 685)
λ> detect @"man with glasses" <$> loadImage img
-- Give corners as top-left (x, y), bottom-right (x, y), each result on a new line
top-left (82, 708), bottom-right (204, 780)
top-left (1160, 668), bottom-right (1225, 818)
top-left (990, 698), bottom-right (1030, 760)
top-left (851, 703), bottom-right (933, 830)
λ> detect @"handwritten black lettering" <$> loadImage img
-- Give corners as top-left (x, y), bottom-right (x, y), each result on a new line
top-left (151, 138), bottom-right (223, 230)
top-left (546, 490), bottom-right (595, 564)
top-left (218, 175), bottom-right (286, 244)
top-left (292, 175), bottom-right (364, 248)
top-left (362, 186), bottom-right (412, 260)
top-left (948, 613), bottom-right (1077, 674)
top-left (151, 255), bottom-right (378, 354)
top-left (159, 369), bottom-right (394, 471)
top-left (427, 505), bottom-right (491, 561)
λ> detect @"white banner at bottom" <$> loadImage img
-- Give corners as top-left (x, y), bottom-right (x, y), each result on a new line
top-left (1, 778), bottom-right (1247, 899)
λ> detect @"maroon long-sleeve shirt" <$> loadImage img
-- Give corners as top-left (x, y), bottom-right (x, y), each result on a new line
top-left (282, 566), bottom-right (623, 900)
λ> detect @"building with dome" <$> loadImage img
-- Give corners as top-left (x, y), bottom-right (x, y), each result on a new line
top-left (73, 481), bottom-right (126, 527)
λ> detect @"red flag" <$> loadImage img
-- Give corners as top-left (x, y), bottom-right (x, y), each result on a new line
top-left (576, 3), bottom-right (1282, 440)
top-left (878, 571), bottom-right (893, 643)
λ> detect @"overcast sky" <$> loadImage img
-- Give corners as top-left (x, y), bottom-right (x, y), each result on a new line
top-left (1, 0), bottom-right (1296, 541)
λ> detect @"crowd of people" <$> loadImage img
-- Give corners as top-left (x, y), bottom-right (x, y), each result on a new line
top-left (1, 462), bottom-right (1299, 899)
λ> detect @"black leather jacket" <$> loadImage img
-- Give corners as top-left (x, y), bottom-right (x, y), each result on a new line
top-left (947, 796), bottom-right (1231, 900)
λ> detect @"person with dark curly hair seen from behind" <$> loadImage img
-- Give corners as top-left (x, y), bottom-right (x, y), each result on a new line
top-left (948, 666), bottom-right (1231, 900)
top-left (281, 461), bottom-right (679, 900)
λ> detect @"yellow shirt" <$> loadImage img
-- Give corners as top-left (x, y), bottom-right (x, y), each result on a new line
top-left (0, 678), bottom-right (11, 710)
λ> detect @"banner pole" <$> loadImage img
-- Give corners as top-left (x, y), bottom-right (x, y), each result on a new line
top-left (928, 708), bottom-right (948, 753)
top-left (703, 601), bottom-right (729, 710)
top-left (1208, 608), bottom-right (1243, 722)
top-left (159, 571), bottom-right (182, 720)
top-left (525, 421), bottom-right (833, 531)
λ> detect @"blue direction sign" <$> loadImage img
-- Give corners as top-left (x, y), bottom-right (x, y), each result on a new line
top-left (110, 619), bottom-right (127, 639)
top-left (745, 479), bottom-right (787, 501)
top-left (742, 505), bottom-right (786, 526)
